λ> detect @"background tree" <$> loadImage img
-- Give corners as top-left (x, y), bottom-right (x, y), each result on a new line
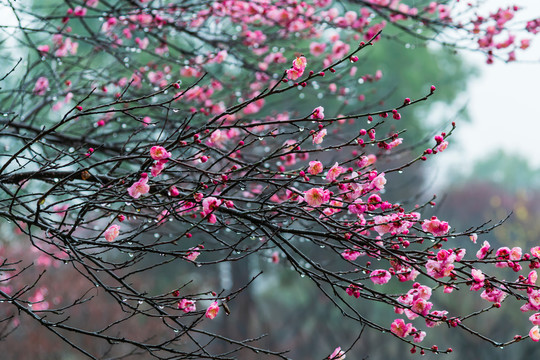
top-left (0, 0), bottom-right (539, 359)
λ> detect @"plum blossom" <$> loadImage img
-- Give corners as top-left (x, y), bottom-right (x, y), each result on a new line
top-left (342, 249), bottom-right (363, 261)
top-left (28, 287), bottom-right (49, 311)
top-left (373, 213), bottom-right (416, 236)
top-left (150, 145), bottom-right (171, 160)
top-left (185, 246), bottom-right (202, 261)
top-left (214, 49), bottom-right (228, 63)
top-left (426, 249), bottom-right (456, 279)
top-left (348, 199), bottom-right (366, 215)
top-left (151, 160), bottom-right (167, 177)
top-left (346, 284), bottom-right (361, 298)
top-left (369, 172), bottom-right (386, 190)
top-left (476, 240), bottom-right (491, 259)
top-left (304, 187), bottom-right (330, 207)
top-left (201, 197), bottom-right (222, 223)
top-left (425, 310), bottom-right (448, 328)
top-left (370, 269), bottom-right (391, 284)
top-left (104, 224), bottom-right (120, 242)
top-left (308, 161), bottom-right (323, 175)
top-left (530, 325), bottom-right (540, 342)
top-left (470, 268), bottom-right (485, 291)
top-left (311, 106), bottom-right (325, 120)
top-left (436, 140), bottom-right (448, 152)
top-left (410, 298), bottom-right (433, 317)
top-left (286, 67), bottom-right (303, 80)
top-left (178, 299), bottom-right (196, 313)
top-left (33, 77), bottom-right (49, 96)
top-left (292, 56), bottom-right (307, 71)
top-left (202, 197), bottom-right (222, 214)
top-left (326, 162), bottom-right (345, 182)
top-left (387, 138), bottom-right (403, 149)
top-left (412, 330), bottom-right (426, 343)
top-left (312, 129), bottom-right (327, 144)
top-left (531, 246), bottom-right (540, 258)
top-left (128, 173), bottom-right (150, 199)
top-left (286, 56), bottom-right (307, 80)
top-left (529, 313), bottom-right (540, 326)
top-left (421, 216), bottom-right (450, 236)
top-left (37, 44), bottom-right (50, 54)
top-left (480, 287), bottom-right (507, 304)
top-left (310, 42), bottom-right (327, 56)
top-left (527, 270), bottom-right (538, 285)
top-left (205, 301), bottom-right (219, 319)
top-left (529, 290), bottom-right (540, 309)
top-left (390, 318), bottom-right (413, 337)
top-left (329, 347), bottom-right (346, 360)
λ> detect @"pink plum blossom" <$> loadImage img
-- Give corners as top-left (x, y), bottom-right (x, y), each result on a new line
top-left (369, 172), bottom-right (386, 190)
top-left (185, 246), bottom-right (202, 261)
top-left (292, 56), bottom-right (307, 71)
top-left (425, 259), bottom-right (454, 279)
top-left (150, 146), bottom-right (171, 160)
top-left (529, 290), bottom-right (540, 309)
top-left (410, 298), bottom-right (433, 317)
top-left (202, 197), bottom-right (222, 214)
top-left (310, 42), bottom-right (327, 57)
top-left (73, 6), bottom-right (87, 17)
top-left (528, 270), bottom-right (538, 285)
top-left (286, 56), bottom-right (307, 80)
top-left (205, 301), bottom-right (219, 319)
top-left (476, 241), bottom-right (491, 259)
top-left (178, 299), bottom-right (196, 313)
top-left (346, 284), bottom-right (361, 298)
top-left (127, 173), bottom-right (150, 199)
top-left (342, 249), bottom-right (363, 261)
top-left (530, 313), bottom-right (540, 326)
top-left (421, 216), bottom-right (450, 236)
top-left (412, 330), bottom-right (426, 343)
top-left (304, 188), bottom-right (330, 207)
top-left (308, 161), bottom-right (323, 175)
top-left (329, 347), bottom-right (346, 360)
top-left (151, 160), bottom-right (167, 177)
top-left (530, 326), bottom-right (540, 342)
top-left (348, 199), bottom-right (366, 215)
top-left (214, 50), bottom-right (228, 63)
top-left (470, 269), bottom-right (485, 291)
top-left (286, 67), bottom-right (303, 80)
top-left (33, 77), bottom-right (49, 96)
top-left (311, 106), bottom-right (325, 120)
top-left (481, 287), bottom-right (507, 304)
top-left (387, 138), bottom-right (403, 149)
top-left (37, 44), bottom-right (50, 54)
top-left (312, 129), bottom-right (327, 144)
top-left (169, 186), bottom-right (180, 197)
top-left (436, 140), bottom-right (448, 152)
top-left (510, 246), bottom-right (522, 260)
top-left (390, 318), bottom-right (413, 337)
top-left (370, 269), bottom-right (391, 284)
top-left (326, 162), bottom-right (345, 182)
top-left (425, 310), bottom-right (448, 328)
top-left (104, 224), bottom-right (120, 242)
